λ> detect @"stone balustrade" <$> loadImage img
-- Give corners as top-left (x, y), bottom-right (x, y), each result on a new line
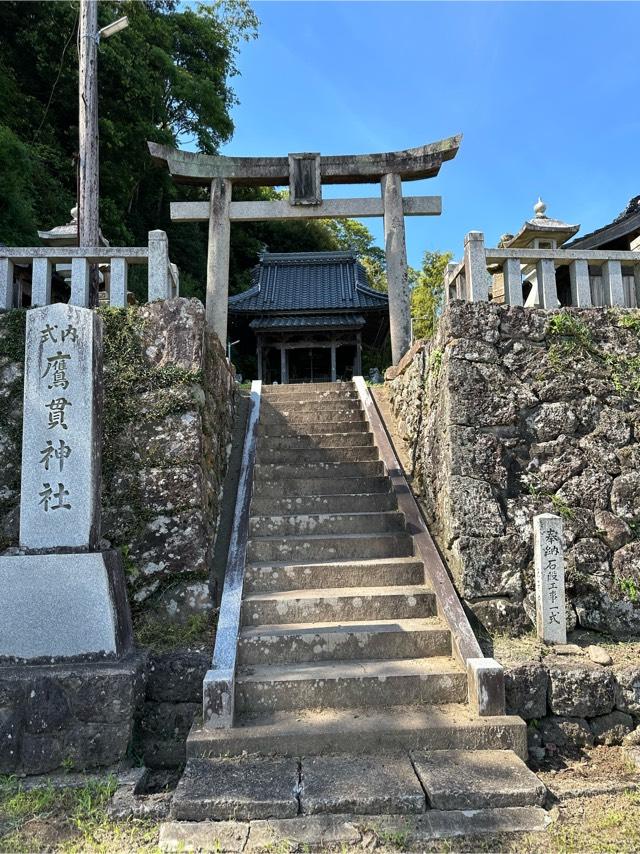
top-left (0, 229), bottom-right (179, 310)
top-left (445, 231), bottom-right (640, 309)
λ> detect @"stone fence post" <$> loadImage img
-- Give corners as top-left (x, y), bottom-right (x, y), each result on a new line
top-left (0, 257), bottom-right (14, 310)
top-left (463, 231), bottom-right (490, 302)
top-left (147, 229), bottom-right (171, 302)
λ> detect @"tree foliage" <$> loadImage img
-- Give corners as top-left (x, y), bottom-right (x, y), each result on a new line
top-left (410, 249), bottom-right (453, 340)
top-left (0, 2), bottom-right (390, 305)
top-left (0, 0), bottom-right (257, 276)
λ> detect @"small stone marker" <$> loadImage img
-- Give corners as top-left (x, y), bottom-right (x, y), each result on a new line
top-left (533, 513), bottom-right (566, 644)
top-left (19, 303), bottom-right (102, 551)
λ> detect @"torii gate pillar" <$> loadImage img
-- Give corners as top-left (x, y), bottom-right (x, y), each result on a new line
top-left (207, 178), bottom-right (232, 344)
top-left (149, 136), bottom-right (461, 365)
top-left (382, 173), bottom-right (411, 364)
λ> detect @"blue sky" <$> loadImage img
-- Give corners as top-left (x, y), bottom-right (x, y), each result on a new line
top-left (220, 1), bottom-right (640, 268)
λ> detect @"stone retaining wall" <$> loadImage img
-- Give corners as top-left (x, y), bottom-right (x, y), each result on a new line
top-left (139, 646), bottom-right (210, 768)
top-left (0, 655), bottom-right (147, 775)
top-left (387, 302), bottom-right (640, 638)
top-left (505, 654), bottom-right (640, 755)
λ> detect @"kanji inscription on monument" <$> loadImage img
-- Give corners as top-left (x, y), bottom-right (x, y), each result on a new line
top-left (19, 303), bottom-right (102, 550)
top-left (533, 513), bottom-right (566, 644)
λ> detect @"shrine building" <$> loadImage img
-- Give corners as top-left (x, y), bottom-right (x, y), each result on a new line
top-left (228, 250), bottom-right (389, 383)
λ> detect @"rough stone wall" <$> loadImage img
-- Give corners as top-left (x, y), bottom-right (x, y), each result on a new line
top-left (387, 301), bottom-right (640, 638)
top-left (504, 653), bottom-right (640, 755)
top-left (0, 655), bottom-right (146, 775)
top-left (0, 298), bottom-right (235, 607)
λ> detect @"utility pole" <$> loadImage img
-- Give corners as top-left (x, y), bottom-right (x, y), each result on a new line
top-left (78, 0), bottom-right (100, 306)
top-left (77, 2), bottom-right (128, 307)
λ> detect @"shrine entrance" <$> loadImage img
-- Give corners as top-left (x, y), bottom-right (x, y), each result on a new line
top-left (257, 329), bottom-right (362, 384)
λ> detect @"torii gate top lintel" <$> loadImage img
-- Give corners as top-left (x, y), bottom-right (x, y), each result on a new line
top-left (149, 133), bottom-right (462, 366)
top-left (147, 134), bottom-right (462, 187)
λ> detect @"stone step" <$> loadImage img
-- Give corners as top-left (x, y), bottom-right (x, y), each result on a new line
top-left (260, 433), bottom-right (373, 451)
top-left (187, 704), bottom-right (528, 760)
top-left (241, 585), bottom-right (436, 626)
top-left (260, 409), bottom-right (365, 426)
top-left (410, 749), bottom-right (546, 810)
top-left (244, 556), bottom-right (424, 593)
top-left (235, 657), bottom-right (467, 714)
top-left (253, 476), bottom-right (391, 498)
top-left (237, 617), bottom-right (452, 665)
top-left (160, 808), bottom-right (551, 851)
top-left (258, 420), bottom-right (369, 437)
top-left (256, 445), bottom-right (379, 464)
top-left (246, 531), bottom-right (413, 563)
top-left (250, 491), bottom-right (397, 517)
top-left (263, 399), bottom-right (362, 414)
top-left (263, 394), bottom-right (361, 409)
top-left (262, 382), bottom-right (354, 396)
top-left (170, 756), bottom-right (299, 822)
top-left (254, 460), bottom-right (384, 481)
top-left (249, 511), bottom-right (405, 538)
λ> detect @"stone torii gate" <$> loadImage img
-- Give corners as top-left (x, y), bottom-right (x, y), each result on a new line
top-left (148, 135), bottom-right (461, 365)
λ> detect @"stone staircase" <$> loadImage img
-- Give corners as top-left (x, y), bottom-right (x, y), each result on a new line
top-left (164, 382), bottom-right (547, 845)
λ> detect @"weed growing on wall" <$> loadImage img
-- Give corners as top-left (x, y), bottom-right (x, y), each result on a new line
top-left (546, 309), bottom-right (640, 398)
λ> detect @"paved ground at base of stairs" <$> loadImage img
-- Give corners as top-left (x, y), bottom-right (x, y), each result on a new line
top-left (1, 746), bottom-right (639, 853)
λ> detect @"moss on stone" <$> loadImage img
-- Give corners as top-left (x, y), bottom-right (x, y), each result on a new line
top-left (99, 306), bottom-right (204, 555)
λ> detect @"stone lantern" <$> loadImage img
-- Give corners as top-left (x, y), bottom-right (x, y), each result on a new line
top-left (491, 200), bottom-right (580, 306)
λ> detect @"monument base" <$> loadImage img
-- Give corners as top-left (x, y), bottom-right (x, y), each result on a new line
top-left (0, 550), bottom-right (133, 661)
top-left (0, 653), bottom-right (146, 775)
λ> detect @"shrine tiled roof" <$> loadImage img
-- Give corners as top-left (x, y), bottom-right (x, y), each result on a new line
top-left (249, 313), bottom-right (366, 330)
top-left (228, 251), bottom-right (388, 314)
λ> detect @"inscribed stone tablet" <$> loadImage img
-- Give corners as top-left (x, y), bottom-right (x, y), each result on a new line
top-left (533, 513), bottom-right (567, 644)
top-left (19, 303), bottom-right (102, 550)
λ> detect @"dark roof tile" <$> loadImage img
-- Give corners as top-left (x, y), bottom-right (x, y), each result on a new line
top-left (228, 251), bottom-right (388, 314)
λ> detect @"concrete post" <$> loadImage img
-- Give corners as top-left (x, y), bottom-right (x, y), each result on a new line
top-left (536, 259), bottom-right (558, 309)
top-left (109, 258), bottom-right (128, 308)
top-left (634, 265), bottom-right (640, 309)
top-left (70, 257), bottom-right (91, 307)
top-left (330, 342), bottom-right (337, 382)
top-left (467, 658), bottom-right (505, 717)
top-left (502, 258), bottom-right (523, 306)
top-left (463, 232), bottom-right (490, 302)
top-left (381, 173), bottom-right (410, 365)
top-left (602, 259), bottom-right (625, 307)
top-left (443, 261), bottom-right (457, 304)
top-left (31, 258), bottom-right (52, 306)
top-left (569, 259), bottom-right (592, 307)
top-left (148, 230), bottom-right (170, 301)
top-left (0, 258), bottom-right (14, 310)
top-left (207, 177), bottom-right (232, 346)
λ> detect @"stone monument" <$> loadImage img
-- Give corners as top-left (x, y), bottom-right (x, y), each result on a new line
top-left (0, 303), bottom-right (132, 660)
top-left (533, 513), bottom-right (567, 644)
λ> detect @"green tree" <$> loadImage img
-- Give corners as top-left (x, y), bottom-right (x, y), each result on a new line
top-left (410, 249), bottom-right (453, 340)
top-left (0, 0), bottom-right (257, 278)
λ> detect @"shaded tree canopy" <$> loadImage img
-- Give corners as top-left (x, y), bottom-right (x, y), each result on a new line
top-left (0, 1), bottom-right (387, 303)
